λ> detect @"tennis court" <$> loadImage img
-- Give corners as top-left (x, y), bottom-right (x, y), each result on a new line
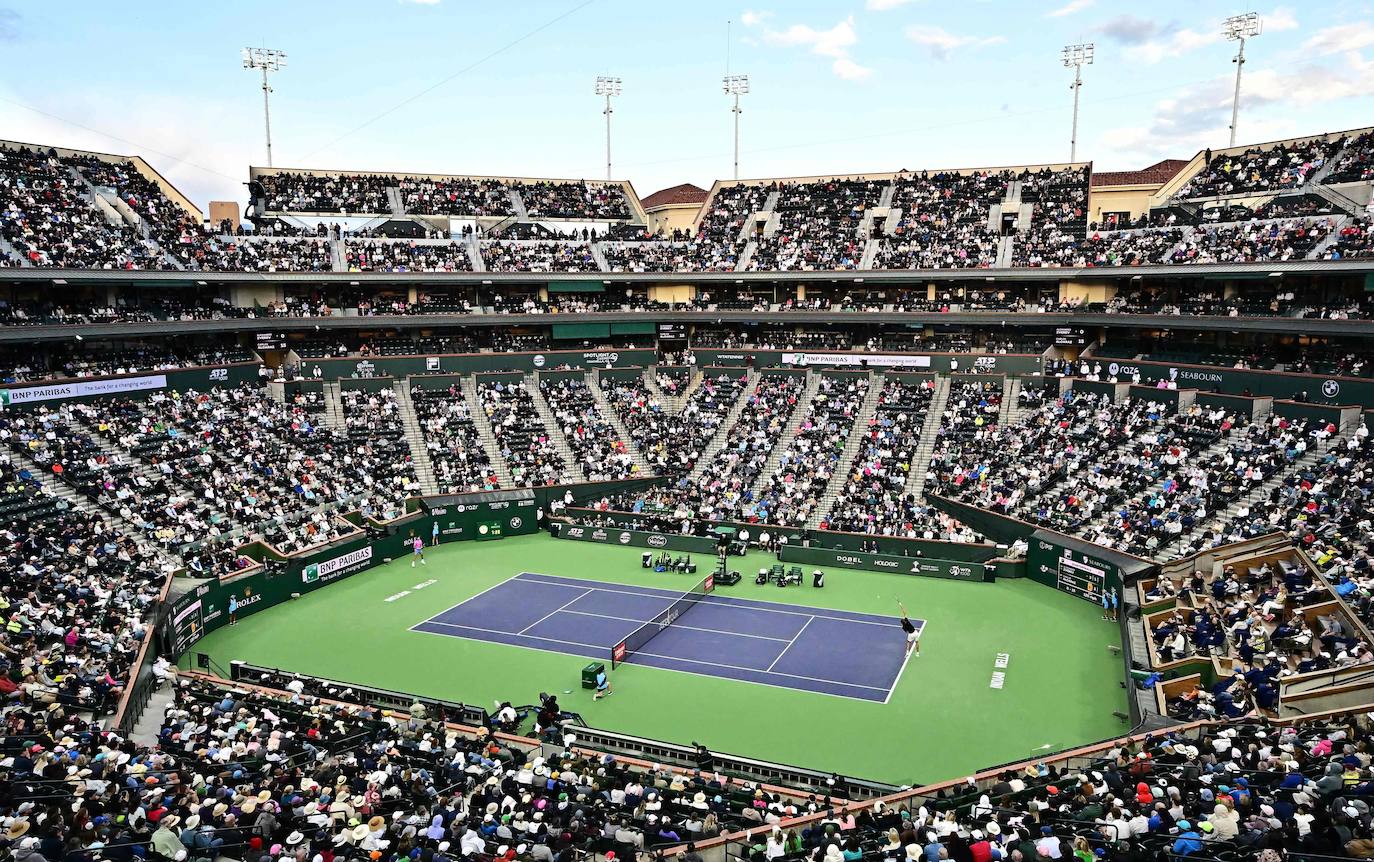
top-left (411, 572), bottom-right (921, 702)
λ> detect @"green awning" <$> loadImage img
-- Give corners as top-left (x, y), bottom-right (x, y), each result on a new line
top-left (548, 281), bottom-right (605, 293)
top-left (610, 322), bottom-right (655, 335)
top-left (552, 323), bottom-right (611, 339)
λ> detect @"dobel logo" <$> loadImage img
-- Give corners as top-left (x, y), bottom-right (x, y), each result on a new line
top-left (618, 531), bottom-right (632, 544)
top-left (532, 355), bottom-right (546, 368)
top-left (647, 535), bottom-right (668, 547)
top-left (1323, 380), bottom-right (1341, 398)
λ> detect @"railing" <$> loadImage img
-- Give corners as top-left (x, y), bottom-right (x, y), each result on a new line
top-left (109, 566), bottom-right (179, 734)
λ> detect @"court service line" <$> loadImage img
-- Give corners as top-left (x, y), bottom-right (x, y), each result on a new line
top-left (557, 608), bottom-right (793, 643)
top-left (765, 616), bottom-right (812, 673)
top-left (406, 622), bottom-right (885, 704)
top-left (516, 572), bottom-right (902, 629)
top-left (517, 588), bottom-right (595, 635)
top-left (418, 618), bottom-right (889, 693)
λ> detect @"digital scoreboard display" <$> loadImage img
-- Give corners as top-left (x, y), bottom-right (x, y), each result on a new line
top-left (255, 332), bottom-right (287, 351)
top-left (658, 323), bottom-right (688, 340)
top-left (1028, 536), bottom-right (1119, 604)
top-left (1054, 326), bottom-right (1088, 347)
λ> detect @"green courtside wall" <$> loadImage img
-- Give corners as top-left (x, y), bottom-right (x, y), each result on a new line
top-left (0, 363), bottom-right (261, 408)
top-left (299, 349), bottom-right (657, 379)
top-left (778, 546), bottom-right (990, 581)
top-left (166, 503), bottom-right (538, 656)
top-left (689, 350), bottom-right (1044, 374)
top-left (1096, 358), bottom-right (1374, 406)
top-left (560, 507), bottom-right (1000, 561)
top-left (554, 523), bottom-right (719, 554)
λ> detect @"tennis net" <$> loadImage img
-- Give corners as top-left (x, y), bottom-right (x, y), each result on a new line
top-left (611, 573), bottom-right (715, 669)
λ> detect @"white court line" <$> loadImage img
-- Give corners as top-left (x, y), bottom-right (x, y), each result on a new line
top-left (766, 617), bottom-right (812, 673)
top-left (407, 622), bottom-right (886, 705)
top-left (558, 608), bottom-right (792, 643)
top-left (417, 618), bottom-right (607, 650)
top-left (516, 572), bottom-right (902, 629)
top-left (884, 620), bottom-right (924, 705)
top-left (517, 588), bottom-right (595, 635)
top-left (417, 618), bottom-right (887, 692)
top-left (411, 572), bottom-right (901, 702)
top-left (406, 575), bottom-right (520, 632)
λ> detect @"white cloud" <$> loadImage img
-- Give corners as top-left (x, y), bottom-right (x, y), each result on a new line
top-left (740, 9), bottom-right (771, 27)
top-left (1264, 6), bottom-right (1298, 33)
top-left (752, 15), bottom-right (874, 80)
top-left (400, 0), bottom-right (441, 5)
top-left (764, 17), bottom-right (858, 58)
top-left (1303, 21), bottom-right (1374, 55)
top-left (832, 57), bottom-right (874, 80)
top-left (1047, 0), bottom-right (1094, 18)
top-left (905, 25), bottom-right (1005, 60)
top-left (1099, 50), bottom-right (1374, 163)
top-left (1123, 27), bottom-right (1218, 64)
top-left (865, 0), bottom-right (916, 9)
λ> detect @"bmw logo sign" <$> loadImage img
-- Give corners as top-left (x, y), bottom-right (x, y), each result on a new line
top-left (1322, 379), bottom-right (1341, 399)
top-left (509, 517), bottom-right (523, 529)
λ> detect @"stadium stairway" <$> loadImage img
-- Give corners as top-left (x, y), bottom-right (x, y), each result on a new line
top-left (392, 380), bottom-right (440, 496)
top-left (995, 235), bottom-right (1014, 268)
top-left (589, 243), bottom-right (610, 272)
top-left (508, 189), bottom-right (530, 222)
top-left (903, 374), bottom-right (951, 502)
top-left (129, 683), bottom-right (176, 747)
top-left (458, 376), bottom-right (516, 487)
top-left (807, 372), bottom-right (884, 529)
top-left (386, 187), bottom-right (405, 216)
top-left (1161, 438), bottom-right (1331, 561)
top-left (1309, 216), bottom-right (1352, 257)
top-left (642, 366), bottom-right (694, 414)
top-left (0, 235), bottom-right (25, 265)
top-left (686, 368), bottom-right (761, 484)
top-left (998, 375), bottom-right (1019, 426)
top-left (858, 239), bottom-right (880, 270)
top-left (329, 239), bottom-right (347, 272)
top-left (588, 370), bottom-right (655, 476)
top-left (527, 373), bottom-right (586, 483)
top-left (748, 371), bottom-right (824, 499)
top-left (735, 240), bottom-right (758, 272)
top-left (321, 381), bottom-right (346, 429)
top-left (465, 233), bottom-right (486, 272)
top-left (1003, 377), bottom-right (1033, 426)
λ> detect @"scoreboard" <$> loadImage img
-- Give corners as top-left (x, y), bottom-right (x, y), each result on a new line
top-left (1027, 535), bottom-right (1120, 604)
top-left (1054, 326), bottom-right (1088, 347)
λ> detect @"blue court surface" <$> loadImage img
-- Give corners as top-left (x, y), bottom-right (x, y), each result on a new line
top-left (410, 572), bottom-right (922, 702)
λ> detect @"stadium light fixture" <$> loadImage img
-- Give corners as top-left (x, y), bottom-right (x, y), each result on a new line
top-left (1061, 43), bottom-right (1093, 163)
top-left (723, 74), bottom-right (750, 180)
top-left (1222, 13), bottom-right (1262, 147)
top-left (594, 76), bottom-right (622, 181)
top-left (243, 47), bottom-right (287, 167)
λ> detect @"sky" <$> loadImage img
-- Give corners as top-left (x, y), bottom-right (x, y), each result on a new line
top-left (1, 0), bottom-right (1372, 210)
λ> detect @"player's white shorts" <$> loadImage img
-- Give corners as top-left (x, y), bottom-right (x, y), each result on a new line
top-left (907, 631), bottom-right (918, 644)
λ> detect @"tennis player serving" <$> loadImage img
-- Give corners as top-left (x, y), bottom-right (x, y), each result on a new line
top-left (899, 601), bottom-right (920, 657)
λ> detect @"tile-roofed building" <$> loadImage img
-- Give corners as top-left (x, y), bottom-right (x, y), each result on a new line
top-left (1091, 159), bottom-right (1190, 188)
top-left (640, 183), bottom-right (709, 236)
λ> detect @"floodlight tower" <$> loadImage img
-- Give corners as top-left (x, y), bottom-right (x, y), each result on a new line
top-left (243, 47), bottom-right (287, 167)
top-left (594, 76), bottom-right (622, 181)
top-left (1222, 13), bottom-right (1262, 147)
top-left (723, 74), bottom-right (750, 180)
top-left (1062, 43), bottom-right (1093, 163)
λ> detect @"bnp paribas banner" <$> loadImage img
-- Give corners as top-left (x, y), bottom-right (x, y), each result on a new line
top-left (301, 546), bottom-right (374, 584)
top-left (0, 374), bottom-right (167, 407)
